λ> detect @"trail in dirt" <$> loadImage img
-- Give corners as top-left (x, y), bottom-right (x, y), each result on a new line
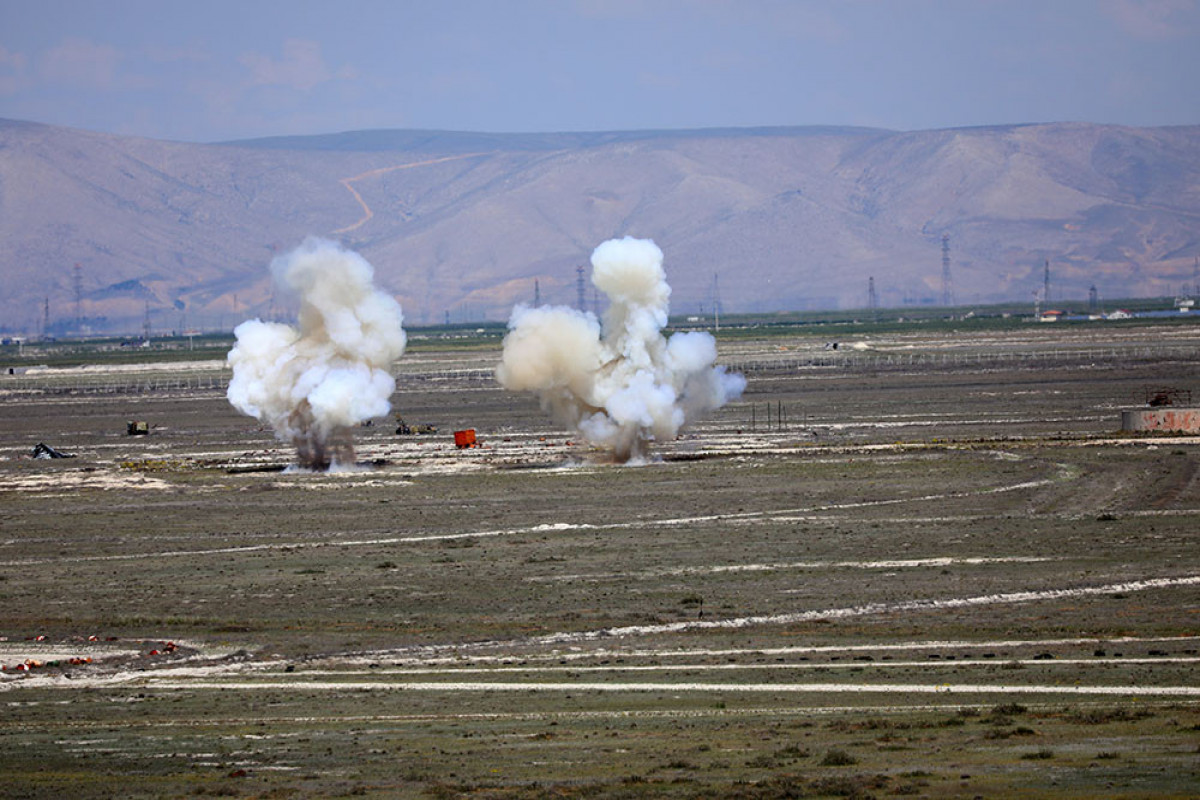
top-left (347, 575), bottom-right (1200, 659)
top-left (371, 634), bottom-right (1200, 665)
top-left (107, 678), bottom-right (1200, 697)
top-left (301, 655), bottom-right (1200, 677)
top-left (528, 556), bottom-right (1058, 584)
top-left (330, 153), bottom-right (490, 235)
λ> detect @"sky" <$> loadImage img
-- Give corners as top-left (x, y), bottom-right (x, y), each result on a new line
top-left (1, 0), bottom-right (1197, 143)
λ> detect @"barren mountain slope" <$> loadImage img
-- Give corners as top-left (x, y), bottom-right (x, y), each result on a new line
top-left (1, 120), bottom-right (1196, 333)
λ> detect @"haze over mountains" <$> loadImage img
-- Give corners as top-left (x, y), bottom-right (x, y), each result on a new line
top-left (1, 118), bottom-right (1197, 335)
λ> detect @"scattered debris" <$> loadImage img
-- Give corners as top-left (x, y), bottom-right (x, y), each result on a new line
top-left (396, 415), bottom-right (438, 436)
top-left (1, 656), bottom-right (93, 672)
top-left (1143, 386), bottom-right (1191, 407)
top-left (145, 642), bottom-right (178, 657)
top-left (31, 442), bottom-right (74, 459)
top-left (1, 637), bottom-right (182, 675)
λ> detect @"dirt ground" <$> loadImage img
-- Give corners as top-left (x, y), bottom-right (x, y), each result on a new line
top-left (1, 323), bottom-right (1199, 798)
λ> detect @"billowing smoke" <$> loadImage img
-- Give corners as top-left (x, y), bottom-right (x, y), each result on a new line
top-left (226, 237), bottom-right (407, 469)
top-left (496, 236), bottom-right (746, 461)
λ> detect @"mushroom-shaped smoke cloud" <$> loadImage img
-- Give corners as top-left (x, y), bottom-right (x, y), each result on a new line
top-left (496, 236), bottom-right (746, 461)
top-left (226, 237), bottom-right (407, 470)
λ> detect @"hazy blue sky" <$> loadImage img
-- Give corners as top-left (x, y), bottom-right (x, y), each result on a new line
top-left (2, 0), bottom-right (1197, 142)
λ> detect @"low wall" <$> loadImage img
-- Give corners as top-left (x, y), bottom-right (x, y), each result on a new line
top-left (1120, 407), bottom-right (1200, 433)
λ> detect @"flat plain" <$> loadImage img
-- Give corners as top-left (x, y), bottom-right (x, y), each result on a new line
top-left (1, 321), bottom-right (1198, 798)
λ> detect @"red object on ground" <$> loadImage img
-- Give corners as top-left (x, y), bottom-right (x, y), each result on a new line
top-left (453, 429), bottom-right (477, 448)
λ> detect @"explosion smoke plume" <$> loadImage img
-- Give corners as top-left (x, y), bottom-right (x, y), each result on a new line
top-left (496, 236), bottom-right (745, 461)
top-left (226, 237), bottom-right (407, 469)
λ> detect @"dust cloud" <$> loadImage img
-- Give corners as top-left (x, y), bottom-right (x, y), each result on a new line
top-left (496, 236), bottom-right (745, 461)
top-left (226, 237), bottom-right (407, 469)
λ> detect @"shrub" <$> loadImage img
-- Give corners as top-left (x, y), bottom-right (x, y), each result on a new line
top-left (1021, 748), bottom-right (1055, 760)
top-left (820, 749), bottom-right (859, 766)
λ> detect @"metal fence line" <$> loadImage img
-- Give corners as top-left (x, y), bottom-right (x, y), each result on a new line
top-left (3, 345), bottom-right (1199, 396)
top-left (721, 345), bottom-right (1200, 375)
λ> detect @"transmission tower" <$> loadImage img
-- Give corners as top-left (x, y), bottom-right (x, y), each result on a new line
top-left (1043, 258), bottom-right (1051, 307)
top-left (711, 272), bottom-right (722, 332)
top-left (143, 300), bottom-right (152, 341)
top-left (576, 265), bottom-right (587, 313)
top-left (72, 263), bottom-right (83, 330)
top-left (533, 278), bottom-right (541, 307)
top-left (940, 235), bottom-right (954, 306)
top-left (42, 297), bottom-right (49, 340)
top-left (868, 276), bottom-right (879, 320)
top-left (1088, 284), bottom-right (1099, 313)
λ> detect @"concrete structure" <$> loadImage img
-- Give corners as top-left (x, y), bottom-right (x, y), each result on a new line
top-left (1121, 407), bottom-right (1200, 433)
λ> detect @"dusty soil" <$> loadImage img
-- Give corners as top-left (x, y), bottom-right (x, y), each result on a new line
top-left (1, 324), bottom-right (1199, 798)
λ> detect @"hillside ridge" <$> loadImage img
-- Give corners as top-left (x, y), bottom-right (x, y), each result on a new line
top-left (1, 119), bottom-right (1197, 334)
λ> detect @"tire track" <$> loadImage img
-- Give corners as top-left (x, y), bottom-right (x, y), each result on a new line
top-left (127, 679), bottom-right (1200, 697)
top-left (355, 575), bottom-right (1200, 659)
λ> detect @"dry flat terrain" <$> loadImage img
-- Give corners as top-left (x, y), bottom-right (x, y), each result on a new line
top-left (1, 323), bottom-right (1199, 798)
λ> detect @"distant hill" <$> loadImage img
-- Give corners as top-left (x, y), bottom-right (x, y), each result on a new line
top-left (1, 118), bottom-right (1198, 335)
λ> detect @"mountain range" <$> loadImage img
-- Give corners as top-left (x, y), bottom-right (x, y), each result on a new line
top-left (1, 117), bottom-right (1198, 335)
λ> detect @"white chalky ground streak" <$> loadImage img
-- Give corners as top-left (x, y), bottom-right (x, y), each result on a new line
top-left (4, 453), bottom-right (1196, 707)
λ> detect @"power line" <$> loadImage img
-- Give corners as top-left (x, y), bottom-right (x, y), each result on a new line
top-left (941, 235), bottom-right (954, 306)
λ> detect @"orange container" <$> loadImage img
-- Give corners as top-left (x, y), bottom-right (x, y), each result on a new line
top-left (453, 429), bottom-right (477, 448)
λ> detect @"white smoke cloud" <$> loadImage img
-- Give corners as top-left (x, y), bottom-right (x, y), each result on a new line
top-left (226, 237), bottom-right (407, 469)
top-left (496, 236), bottom-right (745, 461)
